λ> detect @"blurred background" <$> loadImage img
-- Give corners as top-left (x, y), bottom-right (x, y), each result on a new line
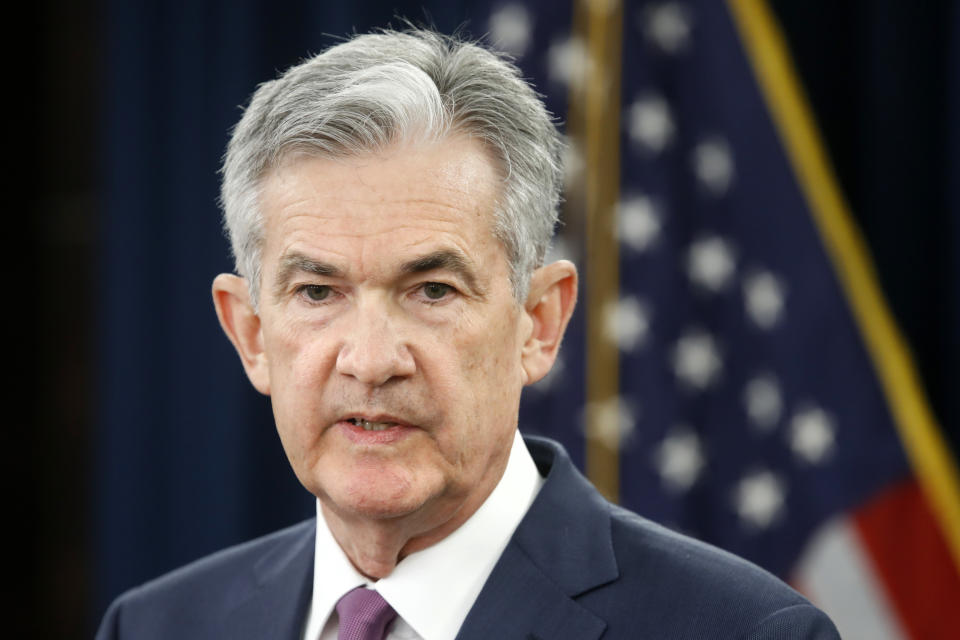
top-left (21, 0), bottom-right (959, 637)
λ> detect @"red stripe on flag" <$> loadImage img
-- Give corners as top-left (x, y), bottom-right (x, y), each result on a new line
top-left (853, 477), bottom-right (960, 640)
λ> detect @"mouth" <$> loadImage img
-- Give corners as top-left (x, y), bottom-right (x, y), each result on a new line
top-left (346, 417), bottom-right (399, 432)
top-left (336, 414), bottom-right (414, 444)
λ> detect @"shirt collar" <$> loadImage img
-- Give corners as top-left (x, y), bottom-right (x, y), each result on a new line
top-left (303, 430), bottom-right (544, 640)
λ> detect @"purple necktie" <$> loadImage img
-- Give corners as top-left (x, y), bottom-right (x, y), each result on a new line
top-left (336, 587), bottom-right (398, 640)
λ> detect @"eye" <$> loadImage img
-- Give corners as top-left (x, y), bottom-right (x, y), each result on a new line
top-left (300, 284), bottom-right (332, 302)
top-left (421, 282), bottom-right (453, 301)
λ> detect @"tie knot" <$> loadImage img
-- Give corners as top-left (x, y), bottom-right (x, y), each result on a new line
top-left (336, 587), bottom-right (398, 640)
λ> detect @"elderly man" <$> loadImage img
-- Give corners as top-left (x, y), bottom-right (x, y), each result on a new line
top-left (97, 29), bottom-right (838, 640)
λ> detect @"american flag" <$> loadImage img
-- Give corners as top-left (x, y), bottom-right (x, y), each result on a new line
top-left (471, 1), bottom-right (960, 638)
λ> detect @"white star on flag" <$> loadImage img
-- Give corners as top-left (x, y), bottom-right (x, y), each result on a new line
top-left (654, 426), bottom-right (706, 492)
top-left (603, 296), bottom-right (651, 352)
top-left (672, 329), bottom-right (723, 390)
top-left (618, 195), bottom-right (661, 253)
top-left (641, 2), bottom-right (693, 54)
top-left (628, 93), bottom-right (675, 153)
top-left (743, 270), bottom-right (786, 329)
top-left (733, 469), bottom-right (786, 530)
top-left (789, 406), bottom-right (836, 465)
top-left (687, 235), bottom-right (737, 292)
top-left (548, 36), bottom-right (592, 90)
top-left (743, 374), bottom-right (783, 432)
top-left (583, 397), bottom-right (637, 450)
top-left (488, 4), bottom-right (533, 58)
top-left (691, 137), bottom-right (735, 196)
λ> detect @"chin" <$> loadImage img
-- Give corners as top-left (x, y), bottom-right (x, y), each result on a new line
top-left (315, 464), bottom-right (445, 522)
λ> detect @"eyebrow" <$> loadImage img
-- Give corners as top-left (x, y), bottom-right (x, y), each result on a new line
top-left (272, 248), bottom-right (486, 300)
top-left (273, 252), bottom-right (343, 300)
top-left (401, 250), bottom-right (485, 296)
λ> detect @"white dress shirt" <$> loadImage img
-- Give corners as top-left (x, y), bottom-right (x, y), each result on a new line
top-left (301, 430), bottom-right (544, 640)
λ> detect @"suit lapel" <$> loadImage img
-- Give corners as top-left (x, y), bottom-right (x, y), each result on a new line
top-left (221, 521), bottom-right (316, 640)
top-left (455, 543), bottom-right (606, 640)
top-left (455, 437), bottom-right (618, 640)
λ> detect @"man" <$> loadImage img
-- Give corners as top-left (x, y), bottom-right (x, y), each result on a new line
top-left (97, 28), bottom-right (839, 639)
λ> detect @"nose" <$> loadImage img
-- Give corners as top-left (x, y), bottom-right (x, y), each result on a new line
top-left (335, 299), bottom-right (416, 387)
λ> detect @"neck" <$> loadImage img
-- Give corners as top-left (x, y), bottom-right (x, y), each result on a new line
top-left (320, 465), bottom-right (505, 579)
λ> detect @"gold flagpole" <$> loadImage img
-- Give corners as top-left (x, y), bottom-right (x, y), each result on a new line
top-left (568, 0), bottom-right (624, 502)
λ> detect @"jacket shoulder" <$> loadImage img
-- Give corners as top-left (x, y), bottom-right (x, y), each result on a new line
top-left (96, 519), bottom-right (315, 640)
top-left (610, 505), bottom-right (801, 601)
top-left (591, 506), bottom-right (837, 639)
top-left (518, 437), bottom-right (838, 638)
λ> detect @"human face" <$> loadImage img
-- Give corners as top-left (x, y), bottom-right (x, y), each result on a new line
top-left (254, 137), bottom-right (532, 530)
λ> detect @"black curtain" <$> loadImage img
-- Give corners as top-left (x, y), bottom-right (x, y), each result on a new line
top-left (770, 0), bottom-right (960, 455)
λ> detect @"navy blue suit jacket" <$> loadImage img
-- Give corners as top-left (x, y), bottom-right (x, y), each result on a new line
top-left (97, 437), bottom-right (839, 639)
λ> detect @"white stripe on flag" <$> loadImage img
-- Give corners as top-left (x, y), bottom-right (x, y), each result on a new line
top-left (793, 516), bottom-right (908, 640)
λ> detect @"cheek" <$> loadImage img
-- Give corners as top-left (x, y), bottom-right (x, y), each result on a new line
top-left (446, 311), bottom-right (525, 432)
top-left (266, 317), bottom-right (334, 383)
top-left (461, 311), bottom-right (523, 378)
top-left (264, 326), bottom-right (335, 444)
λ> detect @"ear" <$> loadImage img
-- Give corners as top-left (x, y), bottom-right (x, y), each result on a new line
top-left (212, 274), bottom-right (271, 395)
top-left (520, 260), bottom-right (578, 385)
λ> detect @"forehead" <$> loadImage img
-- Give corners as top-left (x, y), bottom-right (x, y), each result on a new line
top-left (257, 137), bottom-right (505, 270)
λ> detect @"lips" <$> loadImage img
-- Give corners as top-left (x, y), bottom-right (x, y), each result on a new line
top-left (336, 413), bottom-right (415, 445)
top-left (346, 417), bottom-right (397, 431)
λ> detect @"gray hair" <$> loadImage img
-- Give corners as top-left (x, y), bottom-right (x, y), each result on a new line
top-left (220, 28), bottom-right (563, 307)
